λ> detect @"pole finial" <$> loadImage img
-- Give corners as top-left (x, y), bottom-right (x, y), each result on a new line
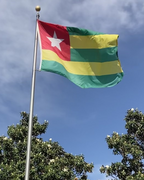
top-left (35, 6), bottom-right (41, 12)
top-left (35, 6), bottom-right (41, 19)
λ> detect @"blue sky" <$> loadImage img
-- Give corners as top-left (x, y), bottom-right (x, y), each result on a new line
top-left (1, 0), bottom-right (144, 179)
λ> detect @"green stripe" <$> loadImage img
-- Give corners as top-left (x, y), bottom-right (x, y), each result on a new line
top-left (41, 60), bottom-right (123, 88)
top-left (66, 26), bottom-right (104, 36)
top-left (70, 47), bottom-right (118, 62)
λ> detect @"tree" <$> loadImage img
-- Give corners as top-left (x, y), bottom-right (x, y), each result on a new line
top-left (0, 112), bottom-right (93, 180)
top-left (100, 108), bottom-right (144, 180)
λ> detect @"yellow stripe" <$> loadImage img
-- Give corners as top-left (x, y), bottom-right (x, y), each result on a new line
top-left (42, 50), bottom-right (123, 76)
top-left (70, 34), bottom-right (118, 49)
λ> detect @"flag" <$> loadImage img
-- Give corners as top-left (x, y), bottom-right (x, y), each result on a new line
top-left (37, 20), bottom-right (123, 88)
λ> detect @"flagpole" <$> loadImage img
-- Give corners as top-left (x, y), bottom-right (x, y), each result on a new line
top-left (25, 6), bottom-right (41, 180)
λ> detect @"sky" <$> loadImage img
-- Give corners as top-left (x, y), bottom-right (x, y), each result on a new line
top-left (1, 0), bottom-right (144, 179)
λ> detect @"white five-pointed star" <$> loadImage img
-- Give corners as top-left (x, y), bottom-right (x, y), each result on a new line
top-left (47, 31), bottom-right (64, 51)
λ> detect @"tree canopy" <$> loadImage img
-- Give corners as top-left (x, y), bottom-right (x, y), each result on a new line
top-left (0, 112), bottom-right (93, 180)
top-left (100, 109), bottom-right (144, 180)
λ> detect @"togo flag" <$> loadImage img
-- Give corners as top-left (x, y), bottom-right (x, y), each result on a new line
top-left (37, 20), bottom-right (123, 88)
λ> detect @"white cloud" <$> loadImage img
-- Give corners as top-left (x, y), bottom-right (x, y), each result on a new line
top-left (1, 0), bottom-right (144, 85)
top-left (65, 0), bottom-right (144, 32)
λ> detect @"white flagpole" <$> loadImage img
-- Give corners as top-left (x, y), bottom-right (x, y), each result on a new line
top-left (25, 6), bottom-right (41, 180)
